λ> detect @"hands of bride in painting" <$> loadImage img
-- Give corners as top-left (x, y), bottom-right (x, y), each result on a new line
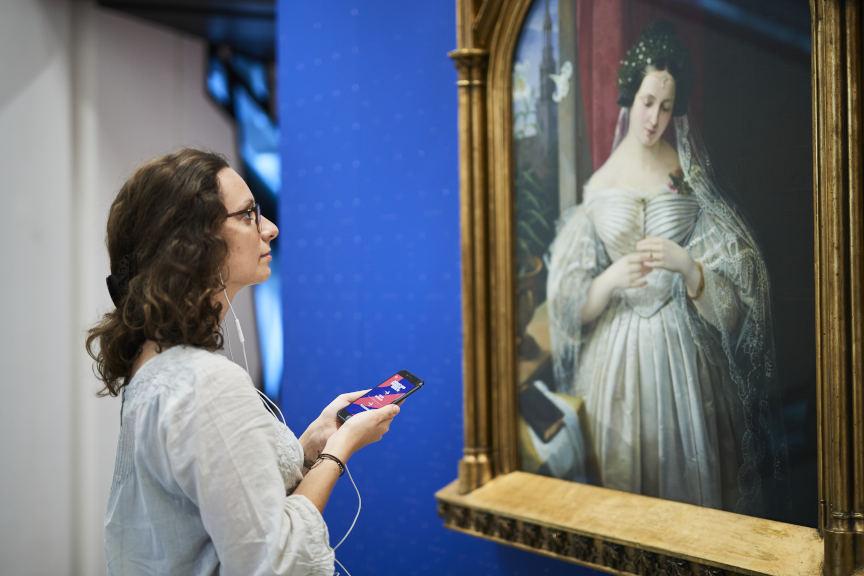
top-left (600, 252), bottom-right (651, 291)
top-left (637, 236), bottom-right (703, 297)
top-left (581, 253), bottom-right (649, 323)
top-left (299, 389), bottom-right (369, 465)
top-left (637, 237), bottom-right (692, 274)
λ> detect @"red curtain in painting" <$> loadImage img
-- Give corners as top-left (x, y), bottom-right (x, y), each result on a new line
top-left (573, 1), bottom-right (704, 170)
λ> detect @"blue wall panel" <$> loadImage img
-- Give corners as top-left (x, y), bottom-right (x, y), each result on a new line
top-left (278, 2), bottom-right (597, 574)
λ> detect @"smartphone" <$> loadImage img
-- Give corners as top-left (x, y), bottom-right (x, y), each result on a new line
top-left (337, 370), bottom-right (424, 423)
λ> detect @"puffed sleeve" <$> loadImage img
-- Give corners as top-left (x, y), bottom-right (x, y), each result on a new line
top-left (546, 203), bottom-right (608, 394)
top-left (158, 357), bottom-right (335, 576)
top-left (686, 207), bottom-right (759, 334)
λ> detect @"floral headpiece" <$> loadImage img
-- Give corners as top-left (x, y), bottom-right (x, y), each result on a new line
top-left (617, 22), bottom-right (690, 116)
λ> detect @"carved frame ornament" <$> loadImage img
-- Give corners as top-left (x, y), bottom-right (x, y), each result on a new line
top-left (436, 0), bottom-right (864, 574)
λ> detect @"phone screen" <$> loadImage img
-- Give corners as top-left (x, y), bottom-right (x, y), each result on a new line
top-left (339, 372), bottom-right (422, 419)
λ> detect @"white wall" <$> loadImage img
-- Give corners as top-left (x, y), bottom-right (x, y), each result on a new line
top-left (0, 2), bottom-right (74, 574)
top-left (0, 1), bottom-right (254, 573)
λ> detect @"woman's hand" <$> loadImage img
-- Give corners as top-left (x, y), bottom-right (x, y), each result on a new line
top-left (321, 404), bottom-right (400, 462)
top-left (580, 253), bottom-right (649, 323)
top-left (636, 237), bottom-right (693, 275)
top-left (299, 390), bottom-right (369, 465)
top-left (599, 252), bottom-right (651, 291)
top-left (636, 236), bottom-right (703, 297)
top-left (294, 404), bottom-right (399, 513)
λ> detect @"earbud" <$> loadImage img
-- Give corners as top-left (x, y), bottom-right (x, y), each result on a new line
top-left (234, 315), bottom-right (245, 344)
top-left (220, 273), bottom-right (245, 344)
top-left (223, 288), bottom-right (249, 367)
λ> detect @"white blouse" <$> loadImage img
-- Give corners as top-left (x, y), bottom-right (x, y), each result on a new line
top-left (105, 346), bottom-right (334, 576)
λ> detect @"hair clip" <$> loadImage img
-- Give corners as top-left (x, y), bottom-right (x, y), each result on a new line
top-left (106, 253), bottom-right (137, 307)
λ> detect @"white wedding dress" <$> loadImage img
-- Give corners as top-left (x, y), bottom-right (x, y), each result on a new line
top-left (545, 113), bottom-right (783, 514)
top-left (567, 186), bottom-right (740, 508)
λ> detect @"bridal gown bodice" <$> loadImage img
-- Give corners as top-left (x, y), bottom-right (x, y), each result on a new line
top-left (585, 188), bottom-right (701, 316)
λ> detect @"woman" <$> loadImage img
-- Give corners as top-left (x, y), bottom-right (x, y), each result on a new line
top-left (87, 149), bottom-right (397, 575)
top-left (546, 23), bottom-right (783, 515)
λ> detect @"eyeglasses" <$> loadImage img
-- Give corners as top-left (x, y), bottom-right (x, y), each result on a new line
top-left (226, 202), bottom-right (262, 231)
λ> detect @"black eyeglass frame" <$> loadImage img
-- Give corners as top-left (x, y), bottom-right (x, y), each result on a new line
top-left (225, 202), bottom-right (262, 231)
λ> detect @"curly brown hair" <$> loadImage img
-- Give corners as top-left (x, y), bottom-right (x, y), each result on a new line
top-left (86, 148), bottom-right (231, 396)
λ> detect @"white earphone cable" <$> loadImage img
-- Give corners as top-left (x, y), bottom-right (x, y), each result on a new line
top-left (223, 286), bottom-right (359, 575)
top-left (223, 289), bottom-right (284, 423)
top-left (333, 464), bottom-right (361, 551)
top-left (331, 463), bottom-right (360, 576)
top-left (334, 556), bottom-right (353, 576)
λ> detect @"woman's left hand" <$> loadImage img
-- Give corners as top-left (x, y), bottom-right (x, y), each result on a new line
top-left (299, 389), bottom-right (369, 465)
top-left (636, 236), bottom-right (696, 277)
top-left (637, 236), bottom-right (705, 298)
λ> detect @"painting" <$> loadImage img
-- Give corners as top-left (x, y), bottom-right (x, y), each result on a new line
top-left (438, 0), bottom-right (864, 573)
top-left (512, 0), bottom-right (815, 526)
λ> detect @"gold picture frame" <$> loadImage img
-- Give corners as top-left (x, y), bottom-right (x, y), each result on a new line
top-left (435, 0), bottom-right (864, 574)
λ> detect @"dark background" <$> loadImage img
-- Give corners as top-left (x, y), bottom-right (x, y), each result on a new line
top-left (689, 2), bottom-right (816, 528)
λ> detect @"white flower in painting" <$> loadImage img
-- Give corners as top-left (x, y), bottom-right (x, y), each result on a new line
top-left (513, 61), bottom-right (533, 104)
top-left (550, 61), bottom-right (572, 103)
top-left (513, 60), bottom-right (538, 140)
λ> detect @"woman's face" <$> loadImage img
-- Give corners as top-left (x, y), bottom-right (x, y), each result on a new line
top-left (630, 68), bottom-right (676, 147)
top-left (218, 167), bottom-right (279, 292)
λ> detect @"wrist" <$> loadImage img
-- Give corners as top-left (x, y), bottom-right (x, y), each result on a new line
top-left (686, 260), bottom-right (705, 299)
top-left (310, 452), bottom-right (345, 477)
top-left (323, 433), bottom-right (354, 464)
top-left (299, 419), bottom-right (324, 461)
top-left (596, 267), bottom-right (616, 292)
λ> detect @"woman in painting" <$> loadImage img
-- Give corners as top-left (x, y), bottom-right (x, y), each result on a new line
top-left (546, 22), bottom-right (784, 515)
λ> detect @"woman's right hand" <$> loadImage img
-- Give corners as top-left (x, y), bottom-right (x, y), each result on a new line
top-left (321, 404), bottom-right (400, 462)
top-left (599, 252), bottom-right (650, 291)
top-left (295, 403), bottom-right (400, 513)
top-left (580, 252), bottom-right (649, 323)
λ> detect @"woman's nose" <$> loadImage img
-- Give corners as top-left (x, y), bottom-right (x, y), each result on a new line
top-left (260, 215), bottom-right (279, 241)
top-left (648, 107), bottom-right (660, 125)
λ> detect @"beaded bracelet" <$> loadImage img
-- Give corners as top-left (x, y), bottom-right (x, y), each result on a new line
top-left (311, 452), bottom-right (345, 477)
